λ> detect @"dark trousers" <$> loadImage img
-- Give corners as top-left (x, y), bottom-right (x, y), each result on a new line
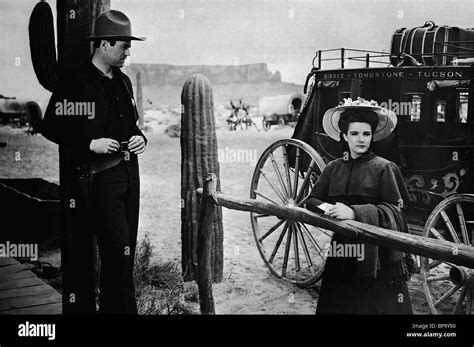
top-left (90, 159), bottom-right (140, 314)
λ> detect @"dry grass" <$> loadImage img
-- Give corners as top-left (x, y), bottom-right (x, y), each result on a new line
top-left (133, 234), bottom-right (199, 315)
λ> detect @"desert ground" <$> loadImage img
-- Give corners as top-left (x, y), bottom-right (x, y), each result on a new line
top-left (0, 112), bottom-right (462, 315)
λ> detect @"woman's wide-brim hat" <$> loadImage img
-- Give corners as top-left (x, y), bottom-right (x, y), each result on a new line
top-left (322, 97), bottom-right (398, 142)
top-left (88, 10), bottom-right (146, 41)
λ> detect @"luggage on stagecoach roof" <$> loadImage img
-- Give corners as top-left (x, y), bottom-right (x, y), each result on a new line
top-left (390, 21), bottom-right (474, 67)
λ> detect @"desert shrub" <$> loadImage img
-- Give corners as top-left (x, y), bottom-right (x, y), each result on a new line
top-left (133, 235), bottom-right (198, 315)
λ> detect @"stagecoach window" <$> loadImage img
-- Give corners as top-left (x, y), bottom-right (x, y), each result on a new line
top-left (409, 95), bottom-right (422, 122)
top-left (457, 91), bottom-right (468, 123)
top-left (435, 100), bottom-right (446, 122)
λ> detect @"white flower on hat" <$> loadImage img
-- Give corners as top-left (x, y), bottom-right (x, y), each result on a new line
top-left (340, 97), bottom-right (379, 107)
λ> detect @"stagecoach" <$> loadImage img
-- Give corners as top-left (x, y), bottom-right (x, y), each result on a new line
top-left (247, 22), bottom-right (474, 314)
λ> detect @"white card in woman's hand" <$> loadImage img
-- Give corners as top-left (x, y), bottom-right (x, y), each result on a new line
top-left (318, 203), bottom-right (332, 213)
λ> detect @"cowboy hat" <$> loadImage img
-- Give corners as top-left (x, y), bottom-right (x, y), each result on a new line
top-left (88, 10), bottom-right (145, 41)
top-left (322, 97), bottom-right (398, 142)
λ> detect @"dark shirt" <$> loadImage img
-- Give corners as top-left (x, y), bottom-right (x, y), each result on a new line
top-left (42, 59), bottom-right (147, 166)
top-left (91, 63), bottom-right (138, 145)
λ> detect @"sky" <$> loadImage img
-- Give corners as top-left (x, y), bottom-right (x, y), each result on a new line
top-left (1, 0), bottom-right (474, 104)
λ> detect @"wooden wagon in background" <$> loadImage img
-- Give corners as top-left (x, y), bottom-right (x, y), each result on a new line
top-left (259, 93), bottom-right (305, 130)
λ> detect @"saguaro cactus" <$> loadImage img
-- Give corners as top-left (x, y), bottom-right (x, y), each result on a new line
top-left (181, 74), bottom-right (224, 283)
top-left (28, 0), bottom-right (110, 314)
top-left (28, 1), bottom-right (58, 92)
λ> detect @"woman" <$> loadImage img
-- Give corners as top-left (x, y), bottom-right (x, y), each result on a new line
top-left (306, 98), bottom-right (414, 314)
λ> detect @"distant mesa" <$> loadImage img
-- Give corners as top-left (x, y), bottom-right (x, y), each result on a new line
top-left (124, 62), bottom-right (281, 85)
top-left (124, 63), bottom-right (301, 107)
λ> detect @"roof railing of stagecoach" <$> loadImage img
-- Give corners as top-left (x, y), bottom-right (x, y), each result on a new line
top-left (312, 48), bottom-right (392, 69)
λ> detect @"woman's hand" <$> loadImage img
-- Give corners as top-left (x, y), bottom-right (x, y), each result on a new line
top-left (325, 202), bottom-right (355, 220)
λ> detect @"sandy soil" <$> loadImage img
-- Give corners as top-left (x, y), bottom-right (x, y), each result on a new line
top-left (0, 121), bottom-right (462, 315)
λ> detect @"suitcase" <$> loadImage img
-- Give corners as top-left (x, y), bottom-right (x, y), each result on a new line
top-left (421, 23), bottom-right (457, 65)
top-left (457, 27), bottom-right (474, 60)
top-left (389, 27), bottom-right (409, 66)
top-left (390, 21), bottom-right (474, 66)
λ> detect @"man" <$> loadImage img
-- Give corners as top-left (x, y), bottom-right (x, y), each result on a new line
top-left (42, 10), bottom-right (146, 314)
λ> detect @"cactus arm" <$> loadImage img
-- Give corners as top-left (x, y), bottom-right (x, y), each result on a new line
top-left (29, 1), bottom-right (58, 92)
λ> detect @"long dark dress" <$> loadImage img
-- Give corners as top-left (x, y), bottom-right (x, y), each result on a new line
top-left (306, 151), bottom-right (414, 314)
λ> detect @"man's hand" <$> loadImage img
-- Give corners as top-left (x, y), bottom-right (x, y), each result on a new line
top-left (128, 135), bottom-right (146, 154)
top-left (90, 138), bottom-right (120, 154)
top-left (325, 202), bottom-right (355, 220)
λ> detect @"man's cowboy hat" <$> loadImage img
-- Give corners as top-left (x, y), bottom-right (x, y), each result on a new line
top-left (322, 97), bottom-right (398, 142)
top-left (88, 10), bottom-right (145, 41)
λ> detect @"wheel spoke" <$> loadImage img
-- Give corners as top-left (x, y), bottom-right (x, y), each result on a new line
top-left (427, 274), bottom-right (450, 283)
top-left (297, 192), bottom-right (312, 207)
top-left (269, 222), bottom-right (289, 264)
top-left (429, 227), bottom-right (446, 241)
top-left (429, 260), bottom-right (443, 269)
top-left (282, 146), bottom-right (293, 199)
top-left (453, 285), bottom-right (467, 314)
top-left (301, 221), bottom-right (332, 238)
top-left (258, 169), bottom-right (286, 203)
top-left (299, 222), bottom-right (324, 256)
top-left (295, 160), bottom-right (316, 203)
top-left (269, 152), bottom-right (289, 199)
top-left (456, 203), bottom-right (470, 246)
top-left (440, 210), bottom-right (461, 244)
top-left (254, 189), bottom-right (281, 206)
top-left (291, 224), bottom-right (300, 272)
top-left (295, 222), bottom-right (313, 268)
top-left (282, 223), bottom-right (293, 277)
top-left (258, 219), bottom-right (285, 243)
top-left (434, 284), bottom-right (462, 307)
top-left (292, 147), bottom-right (300, 200)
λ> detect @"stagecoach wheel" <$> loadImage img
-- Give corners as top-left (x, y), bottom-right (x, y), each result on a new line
top-left (250, 138), bottom-right (332, 287)
top-left (420, 194), bottom-right (474, 314)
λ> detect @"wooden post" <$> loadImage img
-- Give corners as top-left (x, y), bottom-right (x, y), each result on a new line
top-left (197, 173), bottom-right (217, 314)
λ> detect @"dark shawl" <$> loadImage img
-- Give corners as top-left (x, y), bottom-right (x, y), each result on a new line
top-left (306, 152), bottom-right (411, 279)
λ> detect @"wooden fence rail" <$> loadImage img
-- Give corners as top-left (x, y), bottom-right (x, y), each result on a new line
top-left (197, 188), bottom-right (474, 269)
